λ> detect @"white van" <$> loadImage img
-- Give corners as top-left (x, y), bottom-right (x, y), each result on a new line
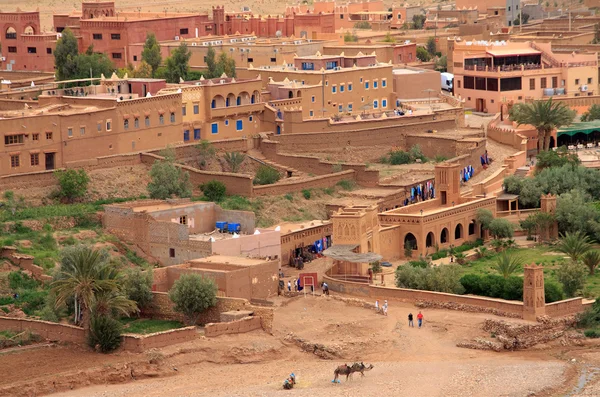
top-left (441, 72), bottom-right (454, 92)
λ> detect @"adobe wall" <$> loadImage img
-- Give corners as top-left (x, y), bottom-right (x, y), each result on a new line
top-left (204, 316), bottom-right (262, 337)
top-left (0, 316), bottom-right (85, 344)
top-left (253, 170), bottom-right (357, 196)
top-left (0, 247), bottom-right (51, 282)
top-left (379, 226), bottom-right (402, 261)
top-left (146, 138), bottom-right (251, 164)
top-left (214, 207), bottom-right (256, 234)
top-left (545, 298), bottom-right (585, 317)
top-left (210, 231), bottom-right (282, 263)
top-left (120, 327), bottom-right (197, 353)
top-left (145, 292), bottom-right (274, 333)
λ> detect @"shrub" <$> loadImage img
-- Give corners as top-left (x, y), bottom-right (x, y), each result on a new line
top-left (584, 329), bottom-right (600, 338)
top-left (557, 261), bottom-right (588, 297)
top-left (253, 165), bottom-right (280, 185)
top-left (8, 271), bottom-right (39, 290)
top-left (344, 31), bottom-right (358, 42)
top-left (54, 169), bottom-right (90, 203)
top-left (147, 158), bottom-right (192, 199)
top-left (18, 289), bottom-right (48, 315)
top-left (284, 193), bottom-right (294, 201)
top-left (476, 209), bottom-right (494, 230)
top-left (123, 269), bottom-right (153, 311)
top-left (431, 249), bottom-right (448, 260)
top-left (370, 261), bottom-right (382, 274)
top-left (395, 264), bottom-right (464, 294)
top-left (544, 280), bottom-right (564, 303)
top-left (332, 163), bottom-right (343, 173)
top-left (337, 180), bottom-right (355, 191)
top-left (200, 180), bottom-right (227, 202)
top-left (488, 218), bottom-right (515, 239)
top-left (408, 257), bottom-right (430, 268)
top-left (88, 315), bottom-right (122, 353)
top-left (460, 274), bottom-right (523, 301)
top-left (223, 151), bottom-right (246, 173)
top-left (168, 274), bottom-right (217, 325)
top-left (354, 21), bottom-right (371, 29)
top-left (388, 150), bottom-right (412, 165)
top-left (302, 189), bottom-right (311, 200)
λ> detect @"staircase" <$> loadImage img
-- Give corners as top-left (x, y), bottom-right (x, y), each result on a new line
top-left (246, 151), bottom-right (303, 177)
top-left (514, 166), bottom-right (530, 177)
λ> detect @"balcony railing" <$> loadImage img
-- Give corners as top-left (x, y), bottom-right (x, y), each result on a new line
top-left (464, 63), bottom-right (547, 72)
top-left (209, 102), bottom-right (264, 118)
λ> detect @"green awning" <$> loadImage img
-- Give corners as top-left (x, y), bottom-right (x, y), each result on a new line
top-left (558, 121), bottom-right (600, 137)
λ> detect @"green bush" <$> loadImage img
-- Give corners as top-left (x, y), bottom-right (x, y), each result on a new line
top-left (557, 261), bottom-right (588, 297)
top-left (200, 180), bottom-right (227, 202)
top-left (8, 271), bottom-right (39, 290)
top-left (0, 296), bottom-right (15, 305)
top-left (253, 165), bottom-right (280, 185)
top-left (354, 21), bottom-right (371, 29)
top-left (88, 315), bottom-right (123, 353)
top-left (544, 280), bottom-right (565, 303)
top-left (284, 193), bottom-right (294, 201)
top-left (337, 180), bottom-right (355, 191)
top-left (408, 257), bottom-right (430, 268)
top-left (147, 155), bottom-right (192, 199)
top-left (431, 249), bottom-right (448, 260)
top-left (584, 329), bottom-right (600, 338)
top-left (18, 289), bottom-right (48, 315)
top-left (168, 273), bottom-right (217, 325)
top-left (123, 269), bottom-right (153, 311)
top-left (54, 169), bottom-right (90, 203)
top-left (395, 264), bottom-right (464, 294)
top-left (460, 274), bottom-right (523, 301)
top-left (302, 189), bottom-right (311, 200)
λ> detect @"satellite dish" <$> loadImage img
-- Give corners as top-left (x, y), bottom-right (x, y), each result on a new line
top-left (276, 30), bottom-right (282, 38)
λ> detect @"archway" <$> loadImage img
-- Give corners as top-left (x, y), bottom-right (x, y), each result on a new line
top-left (297, 90), bottom-right (302, 97)
top-left (367, 240), bottom-right (372, 252)
top-left (549, 136), bottom-right (556, 149)
top-left (454, 223), bottom-right (463, 240)
top-left (239, 91), bottom-right (250, 105)
top-left (288, 90), bottom-right (294, 99)
top-left (276, 125), bottom-right (281, 134)
top-left (404, 232), bottom-right (418, 251)
top-left (468, 220), bottom-right (476, 236)
top-left (212, 95), bottom-right (225, 108)
top-left (426, 232), bottom-right (434, 248)
top-left (226, 93), bottom-right (236, 107)
top-left (24, 26), bottom-right (35, 35)
top-left (252, 90), bottom-right (260, 103)
top-left (440, 228), bottom-right (448, 244)
top-left (5, 27), bottom-right (16, 39)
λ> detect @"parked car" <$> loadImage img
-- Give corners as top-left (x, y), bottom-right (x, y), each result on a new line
top-left (381, 261), bottom-right (393, 267)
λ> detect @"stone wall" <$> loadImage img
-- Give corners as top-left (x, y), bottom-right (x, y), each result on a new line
top-left (145, 292), bottom-right (274, 333)
top-left (0, 316), bottom-right (85, 343)
top-left (120, 327), bottom-right (197, 353)
top-left (545, 298), bottom-right (585, 317)
top-left (204, 316), bottom-right (262, 337)
top-left (253, 170), bottom-right (357, 196)
top-left (0, 246), bottom-right (52, 282)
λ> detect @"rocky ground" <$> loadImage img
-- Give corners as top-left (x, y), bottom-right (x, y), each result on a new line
top-left (3, 295), bottom-right (598, 397)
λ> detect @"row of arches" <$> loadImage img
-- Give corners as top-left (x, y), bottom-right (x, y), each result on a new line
top-left (404, 221), bottom-right (478, 251)
top-left (5, 25), bottom-right (36, 38)
top-left (211, 90), bottom-right (260, 109)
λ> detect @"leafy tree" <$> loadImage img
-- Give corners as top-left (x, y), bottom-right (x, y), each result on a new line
top-left (544, 281), bottom-right (564, 303)
top-left (509, 98), bottom-right (576, 152)
top-left (426, 36), bottom-right (437, 56)
top-left (224, 151), bottom-right (246, 173)
top-left (520, 216), bottom-right (537, 239)
top-left (557, 261), bottom-right (588, 297)
top-left (583, 250), bottom-right (600, 275)
top-left (168, 273), bottom-right (217, 325)
top-left (88, 315), bottom-right (122, 353)
top-left (54, 28), bottom-right (79, 81)
top-left (206, 45), bottom-right (217, 77)
top-left (253, 165), bottom-right (280, 185)
top-left (73, 52), bottom-right (114, 81)
top-left (493, 252), bottom-right (524, 279)
top-left (141, 33), bottom-right (162, 77)
top-left (404, 240), bottom-right (414, 258)
top-left (218, 52), bottom-right (236, 78)
top-left (354, 21), bottom-right (372, 29)
top-left (412, 14), bottom-right (426, 29)
top-left (196, 140), bottom-right (216, 169)
top-left (54, 169), bottom-right (90, 203)
top-left (556, 231), bottom-right (592, 263)
top-left (556, 190), bottom-right (600, 236)
top-left (383, 32), bottom-right (396, 43)
top-left (488, 218), bottom-right (514, 239)
top-left (147, 150), bottom-right (192, 199)
top-left (513, 13), bottom-right (530, 26)
top-left (416, 47), bottom-right (431, 62)
top-left (132, 61), bottom-right (153, 78)
top-left (200, 180), bottom-right (227, 202)
top-left (370, 261), bottom-right (382, 275)
top-left (164, 43), bottom-right (191, 83)
top-left (534, 147), bottom-right (580, 173)
top-left (435, 55), bottom-right (447, 72)
top-left (395, 263), bottom-right (464, 294)
top-left (581, 104), bottom-right (600, 122)
top-left (344, 31), bottom-right (358, 42)
top-left (123, 269), bottom-right (153, 312)
top-left (476, 208), bottom-right (494, 230)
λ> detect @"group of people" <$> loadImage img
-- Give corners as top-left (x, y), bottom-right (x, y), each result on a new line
top-left (375, 299), bottom-right (425, 328)
top-left (374, 299), bottom-right (388, 316)
top-left (408, 311), bottom-right (424, 328)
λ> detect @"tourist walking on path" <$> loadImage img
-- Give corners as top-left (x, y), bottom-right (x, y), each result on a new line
top-left (408, 313), bottom-right (414, 327)
top-left (382, 300), bottom-right (388, 316)
top-left (324, 282), bottom-right (329, 295)
top-left (375, 299), bottom-right (380, 313)
top-left (417, 311), bottom-right (424, 328)
top-left (288, 280), bottom-right (291, 292)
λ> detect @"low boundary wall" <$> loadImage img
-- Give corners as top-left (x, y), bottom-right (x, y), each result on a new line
top-left (120, 327), bottom-right (197, 353)
top-left (0, 246), bottom-right (51, 282)
top-left (204, 316), bottom-right (262, 337)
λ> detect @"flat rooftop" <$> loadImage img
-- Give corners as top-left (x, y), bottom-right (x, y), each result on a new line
top-left (130, 202), bottom-right (204, 213)
top-left (393, 68), bottom-right (425, 75)
top-left (189, 255), bottom-right (270, 267)
top-left (270, 220), bottom-right (331, 234)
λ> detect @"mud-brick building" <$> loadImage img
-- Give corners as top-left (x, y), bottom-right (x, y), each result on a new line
top-left (271, 220), bottom-right (333, 266)
top-left (103, 199), bottom-right (281, 266)
top-left (152, 255), bottom-right (279, 300)
top-left (0, 77), bottom-right (182, 176)
top-left (330, 163), bottom-right (496, 261)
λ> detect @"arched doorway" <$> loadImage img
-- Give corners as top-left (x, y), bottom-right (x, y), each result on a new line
top-left (5, 27), bottom-right (16, 39)
top-left (24, 26), bottom-right (35, 35)
top-left (440, 228), bottom-right (449, 244)
top-left (426, 232), bottom-right (434, 248)
top-left (549, 136), bottom-right (556, 149)
top-left (468, 220), bottom-right (476, 236)
top-left (367, 240), bottom-right (372, 252)
top-left (454, 224), bottom-right (463, 240)
top-left (288, 91), bottom-right (294, 99)
top-left (404, 233), bottom-right (418, 251)
top-left (276, 125), bottom-right (281, 135)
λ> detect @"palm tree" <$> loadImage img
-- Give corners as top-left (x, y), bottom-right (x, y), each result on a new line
top-left (52, 246), bottom-right (136, 332)
top-left (224, 151), bottom-right (246, 173)
top-left (556, 231), bottom-right (592, 263)
top-left (509, 98), bottom-right (576, 152)
top-left (582, 250), bottom-right (600, 275)
top-left (493, 252), bottom-right (524, 279)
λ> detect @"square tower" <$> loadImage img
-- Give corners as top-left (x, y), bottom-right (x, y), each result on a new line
top-left (434, 163), bottom-right (461, 206)
top-left (523, 264), bottom-right (545, 321)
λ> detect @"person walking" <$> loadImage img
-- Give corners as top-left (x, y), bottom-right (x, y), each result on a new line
top-left (408, 313), bottom-right (414, 327)
top-left (287, 280), bottom-right (291, 292)
top-left (417, 311), bottom-right (424, 328)
top-left (382, 300), bottom-right (388, 316)
top-left (324, 282), bottom-right (329, 296)
top-left (293, 278), bottom-right (297, 292)
top-left (375, 299), bottom-right (380, 313)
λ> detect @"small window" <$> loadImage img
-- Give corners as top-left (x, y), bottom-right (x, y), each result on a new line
top-left (236, 120), bottom-right (243, 131)
top-left (7, 47), bottom-right (16, 53)
top-left (30, 153), bottom-right (39, 166)
top-left (46, 48), bottom-right (52, 54)
top-left (211, 122), bottom-right (218, 134)
top-left (159, 115), bottom-right (164, 124)
top-left (338, 104), bottom-right (343, 112)
top-left (325, 81), bottom-right (328, 86)
top-left (4, 135), bottom-right (24, 145)
top-left (32, 133), bottom-right (39, 141)
top-left (382, 99), bottom-right (387, 108)
top-left (373, 81), bottom-right (378, 89)
top-left (106, 120), bottom-right (112, 131)
top-left (124, 119), bottom-right (129, 129)
top-left (80, 127), bottom-right (85, 135)
top-left (133, 55), bottom-right (137, 61)
top-left (541, 78), bottom-right (547, 89)
top-left (311, 96), bottom-right (315, 103)
top-left (458, 80), bottom-right (461, 88)
top-left (97, 123), bottom-right (102, 132)
top-left (170, 112), bottom-right (175, 123)
top-left (348, 83), bottom-right (352, 91)
top-left (179, 216), bottom-right (187, 225)
top-left (529, 78), bottom-right (535, 90)
top-left (169, 248), bottom-right (175, 258)
top-left (249, 115), bottom-right (254, 122)
top-left (182, 106), bottom-right (186, 116)
top-left (225, 119), bottom-right (229, 126)
top-left (193, 104), bottom-right (199, 114)
top-left (508, 6), bottom-right (511, 11)
top-left (111, 33), bottom-right (121, 40)
top-left (332, 86), bottom-right (337, 93)
top-left (588, 78), bottom-right (593, 84)
top-left (348, 104), bottom-right (353, 111)
top-left (360, 77), bottom-right (363, 83)
top-left (93, 33), bottom-right (103, 40)
top-left (68, 128), bottom-right (73, 137)
top-left (373, 100), bottom-right (378, 109)
top-left (575, 79), bottom-right (580, 85)
top-left (552, 77), bottom-right (558, 88)
top-left (145, 116), bottom-right (150, 127)
top-left (270, 57), bottom-right (276, 62)
top-left (180, 28), bottom-right (189, 35)
top-left (193, 128), bottom-right (201, 140)
top-left (10, 154), bottom-right (20, 168)
top-left (183, 130), bottom-right (190, 141)
top-left (365, 81), bottom-right (369, 89)
top-left (309, 110), bottom-right (314, 117)
top-left (112, 53), bottom-right (122, 59)
top-left (46, 132), bottom-right (52, 140)
top-left (27, 47), bottom-right (36, 54)
top-left (340, 85), bottom-right (345, 92)
top-left (382, 79), bottom-right (387, 87)
top-left (134, 118), bottom-right (139, 128)
top-left (248, 57), bottom-right (253, 62)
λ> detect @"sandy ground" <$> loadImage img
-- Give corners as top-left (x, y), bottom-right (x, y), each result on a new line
top-left (3, 295), bottom-right (593, 397)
